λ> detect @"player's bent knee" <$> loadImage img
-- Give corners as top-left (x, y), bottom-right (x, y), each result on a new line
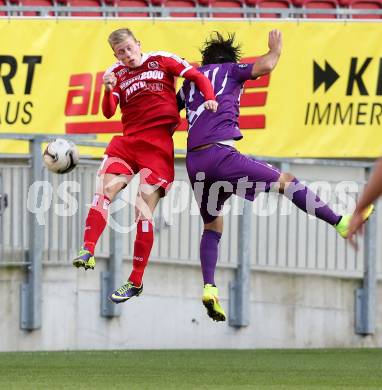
top-left (278, 172), bottom-right (295, 193)
top-left (102, 183), bottom-right (123, 201)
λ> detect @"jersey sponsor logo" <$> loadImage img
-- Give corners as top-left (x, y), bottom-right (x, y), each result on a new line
top-left (140, 70), bottom-right (164, 80)
top-left (125, 81), bottom-right (147, 97)
top-left (120, 74), bottom-right (141, 90)
top-left (148, 61), bottom-right (159, 69)
top-left (133, 256), bottom-right (144, 262)
top-left (119, 70), bottom-right (164, 91)
top-left (148, 82), bottom-right (163, 92)
top-left (116, 68), bottom-right (128, 77)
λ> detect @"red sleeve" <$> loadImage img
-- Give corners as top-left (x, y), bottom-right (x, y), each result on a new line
top-left (182, 67), bottom-right (216, 101)
top-left (102, 90), bottom-right (119, 119)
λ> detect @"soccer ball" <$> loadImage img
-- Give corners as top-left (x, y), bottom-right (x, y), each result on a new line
top-left (43, 138), bottom-right (79, 174)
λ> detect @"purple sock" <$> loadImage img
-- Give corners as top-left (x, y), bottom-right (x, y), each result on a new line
top-left (200, 229), bottom-right (222, 285)
top-left (284, 178), bottom-right (341, 226)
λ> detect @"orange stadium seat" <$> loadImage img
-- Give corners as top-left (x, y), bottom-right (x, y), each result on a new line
top-left (211, 0), bottom-right (244, 17)
top-left (256, 0), bottom-right (291, 17)
top-left (302, 0), bottom-right (337, 18)
top-left (164, 0), bottom-right (197, 17)
top-left (350, 0), bottom-right (382, 18)
top-left (21, 0), bottom-right (54, 15)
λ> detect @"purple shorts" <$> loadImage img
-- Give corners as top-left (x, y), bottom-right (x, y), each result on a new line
top-left (186, 144), bottom-right (281, 224)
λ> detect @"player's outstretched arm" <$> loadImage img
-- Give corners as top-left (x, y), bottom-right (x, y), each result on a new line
top-left (183, 68), bottom-right (218, 112)
top-left (348, 158), bottom-right (382, 248)
top-left (102, 72), bottom-right (118, 119)
top-left (251, 30), bottom-right (282, 79)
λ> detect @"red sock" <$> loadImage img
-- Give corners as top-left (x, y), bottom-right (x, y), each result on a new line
top-left (128, 220), bottom-right (154, 287)
top-left (83, 194), bottom-right (110, 254)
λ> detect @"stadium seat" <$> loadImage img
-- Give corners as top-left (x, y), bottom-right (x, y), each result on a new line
top-left (164, 0), bottom-right (196, 17)
top-left (256, 0), bottom-right (291, 17)
top-left (211, 0), bottom-right (244, 17)
top-left (0, 0), bottom-right (6, 15)
top-left (114, 0), bottom-right (150, 16)
top-left (242, 0), bottom-right (256, 16)
top-left (7, 0), bottom-right (23, 14)
top-left (53, 0), bottom-right (71, 15)
top-left (20, 0), bottom-right (55, 15)
top-left (302, 0), bottom-right (338, 18)
top-left (195, 0), bottom-right (212, 16)
top-left (349, 0), bottom-right (382, 18)
top-left (69, 0), bottom-right (103, 16)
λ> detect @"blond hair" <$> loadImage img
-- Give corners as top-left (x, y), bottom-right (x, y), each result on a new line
top-left (108, 28), bottom-right (137, 49)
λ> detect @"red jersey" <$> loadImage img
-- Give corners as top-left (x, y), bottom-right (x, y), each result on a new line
top-left (105, 51), bottom-right (193, 136)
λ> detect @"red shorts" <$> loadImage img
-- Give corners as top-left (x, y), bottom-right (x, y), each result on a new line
top-left (99, 127), bottom-right (174, 194)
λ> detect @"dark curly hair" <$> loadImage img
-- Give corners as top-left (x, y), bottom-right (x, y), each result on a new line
top-left (200, 32), bottom-right (242, 66)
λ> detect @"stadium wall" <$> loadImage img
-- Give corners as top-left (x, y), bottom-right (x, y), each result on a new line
top-left (1, 261), bottom-right (381, 351)
top-left (1, 159), bottom-right (381, 351)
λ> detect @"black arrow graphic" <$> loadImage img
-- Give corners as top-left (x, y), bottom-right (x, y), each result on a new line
top-left (313, 60), bottom-right (340, 93)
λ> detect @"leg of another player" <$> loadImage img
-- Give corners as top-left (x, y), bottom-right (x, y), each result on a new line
top-left (277, 172), bottom-right (341, 226)
top-left (109, 185), bottom-right (162, 303)
top-left (201, 216), bottom-right (226, 322)
top-left (128, 184), bottom-right (162, 287)
top-left (276, 172), bottom-right (373, 238)
top-left (201, 216), bottom-right (223, 286)
top-left (73, 173), bottom-right (128, 270)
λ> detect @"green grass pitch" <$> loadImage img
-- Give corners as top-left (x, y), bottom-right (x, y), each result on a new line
top-left (1, 349), bottom-right (382, 389)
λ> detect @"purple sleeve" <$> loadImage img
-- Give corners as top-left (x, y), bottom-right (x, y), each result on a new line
top-left (230, 63), bottom-right (253, 83)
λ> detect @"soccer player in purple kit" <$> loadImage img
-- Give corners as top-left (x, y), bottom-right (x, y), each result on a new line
top-left (177, 30), bottom-right (374, 322)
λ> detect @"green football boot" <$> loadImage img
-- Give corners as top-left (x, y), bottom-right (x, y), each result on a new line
top-left (335, 204), bottom-right (374, 238)
top-left (202, 284), bottom-right (226, 322)
top-left (72, 247), bottom-right (96, 270)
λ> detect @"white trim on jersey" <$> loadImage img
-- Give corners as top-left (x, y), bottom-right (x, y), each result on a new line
top-left (140, 53), bottom-right (149, 65)
top-left (112, 92), bottom-right (120, 100)
top-left (178, 87), bottom-right (185, 102)
top-left (104, 61), bottom-right (123, 76)
top-left (179, 66), bottom-right (193, 77)
top-left (145, 51), bottom-right (192, 72)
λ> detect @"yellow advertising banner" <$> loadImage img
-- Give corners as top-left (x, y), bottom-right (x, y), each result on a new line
top-left (0, 19), bottom-right (381, 157)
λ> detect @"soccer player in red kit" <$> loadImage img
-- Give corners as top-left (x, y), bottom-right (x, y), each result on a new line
top-left (72, 28), bottom-right (218, 304)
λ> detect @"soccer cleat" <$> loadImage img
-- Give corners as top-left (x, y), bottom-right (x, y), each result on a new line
top-left (109, 281), bottom-right (143, 304)
top-left (202, 284), bottom-right (226, 322)
top-left (72, 247), bottom-right (96, 270)
top-left (335, 204), bottom-right (374, 238)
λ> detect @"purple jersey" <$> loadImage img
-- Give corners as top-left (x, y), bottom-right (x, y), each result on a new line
top-left (178, 62), bottom-right (253, 151)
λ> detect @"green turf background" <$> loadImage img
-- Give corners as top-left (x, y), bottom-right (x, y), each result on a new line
top-left (1, 349), bottom-right (382, 389)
